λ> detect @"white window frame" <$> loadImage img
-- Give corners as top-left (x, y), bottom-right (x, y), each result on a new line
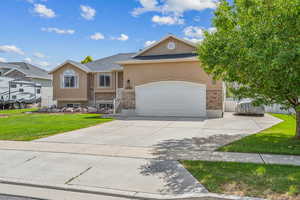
top-left (99, 73), bottom-right (112, 88)
top-left (61, 69), bottom-right (78, 89)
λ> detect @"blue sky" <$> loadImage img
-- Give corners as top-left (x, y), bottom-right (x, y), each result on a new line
top-left (0, 0), bottom-right (219, 70)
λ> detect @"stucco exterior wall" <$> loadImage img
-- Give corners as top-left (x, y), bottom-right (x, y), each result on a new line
top-left (139, 38), bottom-right (196, 56)
top-left (95, 92), bottom-right (115, 101)
top-left (52, 63), bottom-right (88, 101)
top-left (122, 61), bottom-right (222, 90)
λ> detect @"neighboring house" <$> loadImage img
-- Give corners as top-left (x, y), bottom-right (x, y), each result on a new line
top-left (0, 62), bottom-right (52, 87)
top-left (0, 62), bottom-right (53, 108)
top-left (50, 35), bottom-right (224, 118)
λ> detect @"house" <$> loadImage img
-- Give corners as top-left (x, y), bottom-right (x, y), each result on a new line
top-left (0, 62), bottom-right (52, 87)
top-left (50, 35), bottom-right (224, 118)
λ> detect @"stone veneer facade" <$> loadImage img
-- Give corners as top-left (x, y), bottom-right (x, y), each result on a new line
top-left (122, 89), bottom-right (135, 109)
top-left (206, 90), bottom-right (223, 110)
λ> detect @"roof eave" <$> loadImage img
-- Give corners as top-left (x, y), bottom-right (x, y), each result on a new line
top-left (49, 60), bottom-right (90, 74)
top-left (132, 34), bottom-right (197, 58)
top-left (117, 57), bottom-right (198, 65)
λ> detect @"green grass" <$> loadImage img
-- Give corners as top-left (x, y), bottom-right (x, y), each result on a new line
top-left (181, 160), bottom-right (300, 199)
top-left (0, 108), bottom-right (38, 115)
top-left (0, 112), bottom-right (113, 141)
top-left (219, 114), bottom-right (300, 155)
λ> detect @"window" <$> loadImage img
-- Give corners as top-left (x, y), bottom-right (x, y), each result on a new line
top-left (12, 95), bottom-right (16, 100)
top-left (19, 88), bottom-right (24, 92)
top-left (62, 69), bottom-right (78, 88)
top-left (99, 74), bottom-right (111, 88)
top-left (11, 84), bottom-right (17, 88)
top-left (99, 104), bottom-right (113, 110)
top-left (37, 88), bottom-right (41, 94)
top-left (66, 104), bottom-right (80, 108)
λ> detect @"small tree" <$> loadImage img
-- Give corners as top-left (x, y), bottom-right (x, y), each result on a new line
top-left (81, 56), bottom-right (93, 64)
top-left (198, 0), bottom-right (300, 138)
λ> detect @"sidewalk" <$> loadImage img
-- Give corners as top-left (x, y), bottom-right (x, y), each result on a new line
top-left (0, 141), bottom-right (299, 166)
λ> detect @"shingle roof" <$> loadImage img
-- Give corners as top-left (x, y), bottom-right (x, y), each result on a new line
top-left (85, 53), bottom-right (135, 72)
top-left (66, 60), bottom-right (91, 72)
top-left (0, 62), bottom-right (51, 80)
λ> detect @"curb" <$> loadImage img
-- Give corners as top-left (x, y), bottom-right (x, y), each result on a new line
top-left (0, 178), bottom-right (264, 200)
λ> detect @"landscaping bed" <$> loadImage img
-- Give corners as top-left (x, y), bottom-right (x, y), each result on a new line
top-left (181, 160), bottom-right (300, 200)
top-left (0, 109), bottom-right (113, 141)
top-left (219, 114), bottom-right (300, 155)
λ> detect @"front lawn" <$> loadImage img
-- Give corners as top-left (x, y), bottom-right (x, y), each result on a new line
top-left (0, 108), bottom-right (38, 115)
top-left (0, 111), bottom-right (113, 141)
top-left (181, 160), bottom-right (300, 199)
top-left (219, 114), bottom-right (300, 155)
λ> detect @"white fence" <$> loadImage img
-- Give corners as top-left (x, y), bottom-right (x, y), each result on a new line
top-left (41, 87), bottom-right (56, 107)
top-left (224, 99), bottom-right (295, 114)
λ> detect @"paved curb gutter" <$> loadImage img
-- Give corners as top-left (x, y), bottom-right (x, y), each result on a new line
top-left (0, 178), bottom-right (263, 200)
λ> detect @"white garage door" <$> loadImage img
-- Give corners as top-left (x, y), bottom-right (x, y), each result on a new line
top-left (135, 81), bottom-right (206, 117)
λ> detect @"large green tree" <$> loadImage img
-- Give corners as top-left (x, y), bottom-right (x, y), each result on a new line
top-left (81, 56), bottom-right (93, 64)
top-left (198, 0), bottom-right (300, 138)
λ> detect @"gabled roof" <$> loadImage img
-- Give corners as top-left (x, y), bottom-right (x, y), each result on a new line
top-left (85, 53), bottom-right (135, 72)
top-left (133, 34), bottom-right (197, 58)
top-left (0, 62), bottom-right (51, 80)
top-left (49, 54), bottom-right (136, 73)
top-left (49, 60), bottom-right (91, 74)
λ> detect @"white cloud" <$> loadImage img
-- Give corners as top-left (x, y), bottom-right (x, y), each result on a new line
top-left (183, 26), bottom-right (204, 38)
top-left (112, 34), bottom-right (129, 41)
top-left (90, 32), bottom-right (105, 40)
top-left (183, 26), bottom-right (216, 43)
top-left (144, 40), bottom-right (156, 47)
top-left (152, 15), bottom-right (184, 25)
top-left (24, 57), bottom-right (32, 63)
top-left (132, 0), bottom-right (159, 16)
top-left (41, 27), bottom-right (75, 35)
top-left (0, 57), bottom-right (7, 62)
top-left (36, 61), bottom-right (50, 67)
top-left (33, 4), bottom-right (56, 18)
top-left (132, 0), bottom-right (217, 16)
top-left (24, 58), bottom-right (50, 67)
top-left (80, 5), bottom-right (96, 20)
top-left (208, 27), bottom-right (217, 33)
top-left (33, 52), bottom-right (45, 58)
top-left (184, 37), bottom-right (203, 43)
top-left (0, 45), bottom-right (24, 55)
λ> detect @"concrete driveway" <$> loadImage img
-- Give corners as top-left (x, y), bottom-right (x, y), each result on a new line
top-left (37, 113), bottom-right (281, 152)
top-left (0, 113), bottom-right (281, 199)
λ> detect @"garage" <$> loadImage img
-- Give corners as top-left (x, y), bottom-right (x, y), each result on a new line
top-left (135, 81), bottom-right (206, 117)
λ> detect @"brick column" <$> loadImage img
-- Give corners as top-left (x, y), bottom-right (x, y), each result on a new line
top-left (122, 89), bottom-right (135, 109)
top-left (206, 90), bottom-right (223, 110)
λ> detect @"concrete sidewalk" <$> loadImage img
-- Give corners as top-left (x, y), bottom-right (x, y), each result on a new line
top-left (0, 141), bottom-right (299, 166)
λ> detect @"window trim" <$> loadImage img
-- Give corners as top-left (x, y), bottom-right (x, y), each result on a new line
top-left (61, 69), bottom-right (79, 89)
top-left (98, 73), bottom-right (112, 88)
